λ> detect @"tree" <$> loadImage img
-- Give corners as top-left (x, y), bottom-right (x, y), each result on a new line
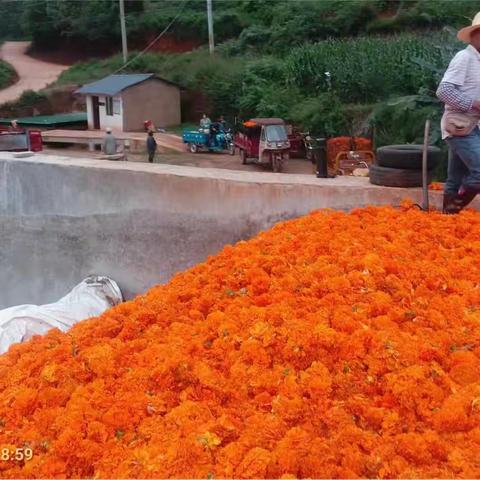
top-left (0, 0), bottom-right (27, 40)
top-left (21, 0), bottom-right (145, 48)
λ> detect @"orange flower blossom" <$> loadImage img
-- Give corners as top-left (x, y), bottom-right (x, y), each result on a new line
top-left (0, 204), bottom-right (480, 478)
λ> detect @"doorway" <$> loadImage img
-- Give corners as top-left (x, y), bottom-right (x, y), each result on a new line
top-left (91, 96), bottom-right (100, 129)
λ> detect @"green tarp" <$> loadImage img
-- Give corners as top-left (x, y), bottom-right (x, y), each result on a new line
top-left (0, 112), bottom-right (87, 127)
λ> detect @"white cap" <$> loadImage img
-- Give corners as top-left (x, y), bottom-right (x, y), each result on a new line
top-left (106, 127), bottom-right (112, 133)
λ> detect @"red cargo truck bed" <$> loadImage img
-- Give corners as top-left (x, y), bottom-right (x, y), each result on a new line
top-left (0, 129), bottom-right (43, 152)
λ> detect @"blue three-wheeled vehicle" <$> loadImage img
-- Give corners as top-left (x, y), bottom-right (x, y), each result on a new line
top-left (182, 122), bottom-right (235, 154)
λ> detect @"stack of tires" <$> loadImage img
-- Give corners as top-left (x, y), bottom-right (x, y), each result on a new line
top-left (369, 145), bottom-right (441, 187)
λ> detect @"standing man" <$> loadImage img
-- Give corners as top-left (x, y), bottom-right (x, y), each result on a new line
top-left (437, 12), bottom-right (480, 214)
top-left (147, 131), bottom-right (157, 163)
top-left (103, 128), bottom-right (117, 155)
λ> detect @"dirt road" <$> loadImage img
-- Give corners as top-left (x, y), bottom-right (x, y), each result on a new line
top-left (149, 152), bottom-right (315, 174)
top-left (42, 129), bottom-right (186, 153)
top-left (43, 145), bottom-right (315, 175)
top-left (0, 41), bottom-right (70, 105)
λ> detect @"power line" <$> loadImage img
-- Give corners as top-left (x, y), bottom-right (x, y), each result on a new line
top-left (111, 0), bottom-right (188, 74)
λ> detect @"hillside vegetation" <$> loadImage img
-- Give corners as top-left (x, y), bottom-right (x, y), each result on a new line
top-left (2, 0), bottom-right (480, 49)
top-left (0, 60), bottom-right (16, 90)
top-left (57, 29), bottom-right (460, 147)
top-left (4, 0), bottom-right (480, 179)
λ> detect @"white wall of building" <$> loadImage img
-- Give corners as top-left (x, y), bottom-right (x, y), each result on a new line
top-left (86, 94), bottom-right (123, 131)
top-left (98, 95), bottom-right (123, 131)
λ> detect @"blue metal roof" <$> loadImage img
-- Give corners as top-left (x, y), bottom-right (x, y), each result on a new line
top-left (75, 74), bottom-right (178, 96)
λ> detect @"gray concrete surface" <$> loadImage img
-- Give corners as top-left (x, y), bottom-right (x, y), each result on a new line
top-left (0, 152), bottom-right (473, 308)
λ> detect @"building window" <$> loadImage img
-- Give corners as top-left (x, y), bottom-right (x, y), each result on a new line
top-left (105, 97), bottom-right (113, 116)
top-left (113, 98), bottom-right (121, 115)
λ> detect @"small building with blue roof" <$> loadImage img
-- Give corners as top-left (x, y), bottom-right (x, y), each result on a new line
top-left (76, 73), bottom-right (181, 132)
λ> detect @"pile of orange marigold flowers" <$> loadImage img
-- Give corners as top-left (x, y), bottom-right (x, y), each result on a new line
top-left (326, 136), bottom-right (372, 168)
top-left (1, 204), bottom-right (480, 479)
top-left (429, 182), bottom-right (444, 191)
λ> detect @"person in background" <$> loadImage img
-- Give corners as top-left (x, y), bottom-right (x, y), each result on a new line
top-left (209, 122), bottom-right (220, 147)
top-left (200, 114), bottom-right (211, 130)
top-left (147, 131), bottom-right (157, 163)
top-left (9, 120), bottom-right (19, 131)
top-left (218, 115), bottom-right (227, 130)
top-left (144, 119), bottom-right (155, 133)
top-left (436, 12), bottom-right (480, 213)
top-left (103, 128), bottom-right (117, 155)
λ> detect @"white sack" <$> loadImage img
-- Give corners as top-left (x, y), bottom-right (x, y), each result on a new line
top-left (0, 275), bottom-right (123, 354)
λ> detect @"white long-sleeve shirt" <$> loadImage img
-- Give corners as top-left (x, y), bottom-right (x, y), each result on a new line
top-left (437, 44), bottom-right (480, 138)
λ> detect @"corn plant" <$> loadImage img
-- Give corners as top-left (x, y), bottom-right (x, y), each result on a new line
top-left (284, 31), bottom-right (456, 103)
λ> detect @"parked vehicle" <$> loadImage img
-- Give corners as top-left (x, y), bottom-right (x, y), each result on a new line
top-left (0, 127), bottom-right (42, 152)
top-left (234, 118), bottom-right (290, 172)
top-left (182, 122), bottom-right (234, 154)
top-left (302, 133), bottom-right (319, 162)
top-left (287, 128), bottom-right (306, 158)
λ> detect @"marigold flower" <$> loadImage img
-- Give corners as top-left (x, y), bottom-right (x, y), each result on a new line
top-left (0, 206), bottom-right (480, 478)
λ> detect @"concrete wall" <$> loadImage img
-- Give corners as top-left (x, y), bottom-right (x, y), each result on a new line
top-left (122, 79), bottom-right (181, 131)
top-left (0, 152), bottom-right (476, 309)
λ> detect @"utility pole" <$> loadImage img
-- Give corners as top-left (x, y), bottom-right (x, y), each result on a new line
top-left (119, 0), bottom-right (128, 64)
top-left (207, 0), bottom-right (214, 55)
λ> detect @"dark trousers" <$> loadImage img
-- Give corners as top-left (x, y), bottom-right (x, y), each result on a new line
top-left (148, 151), bottom-right (155, 163)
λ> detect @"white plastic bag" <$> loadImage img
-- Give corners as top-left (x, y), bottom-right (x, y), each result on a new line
top-left (0, 276), bottom-right (123, 354)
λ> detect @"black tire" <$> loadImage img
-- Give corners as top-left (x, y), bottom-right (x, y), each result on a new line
top-left (369, 164), bottom-right (432, 188)
top-left (376, 144), bottom-right (441, 170)
top-left (189, 143), bottom-right (198, 154)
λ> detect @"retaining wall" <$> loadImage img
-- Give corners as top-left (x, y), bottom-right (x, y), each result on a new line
top-left (0, 153), bottom-right (468, 308)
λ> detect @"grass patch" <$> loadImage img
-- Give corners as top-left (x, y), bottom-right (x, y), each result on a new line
top-left (0, 60), bottom-right (17, 89)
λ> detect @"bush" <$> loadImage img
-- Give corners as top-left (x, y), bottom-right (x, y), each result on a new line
top-left (237, 25), bottom-right (272, 52)
top-left (0, 89), bottom-right (51, 118)
top-left (193, 55), bottom-right (246, 118)
top-left (291, 94), bottom-right (348, 137)
top-left (369, 89), bottom-right (448, 180)
top-left (239, 82), bottom-right (300, 119)
top-left (17, 90), bottom-right (48, 108)
top-left (0, 0), bottom-right (27, 40)
top-left (409, 0), bottom-right (480, 28)
top-left (0, 60), bottom-right (16, 89)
